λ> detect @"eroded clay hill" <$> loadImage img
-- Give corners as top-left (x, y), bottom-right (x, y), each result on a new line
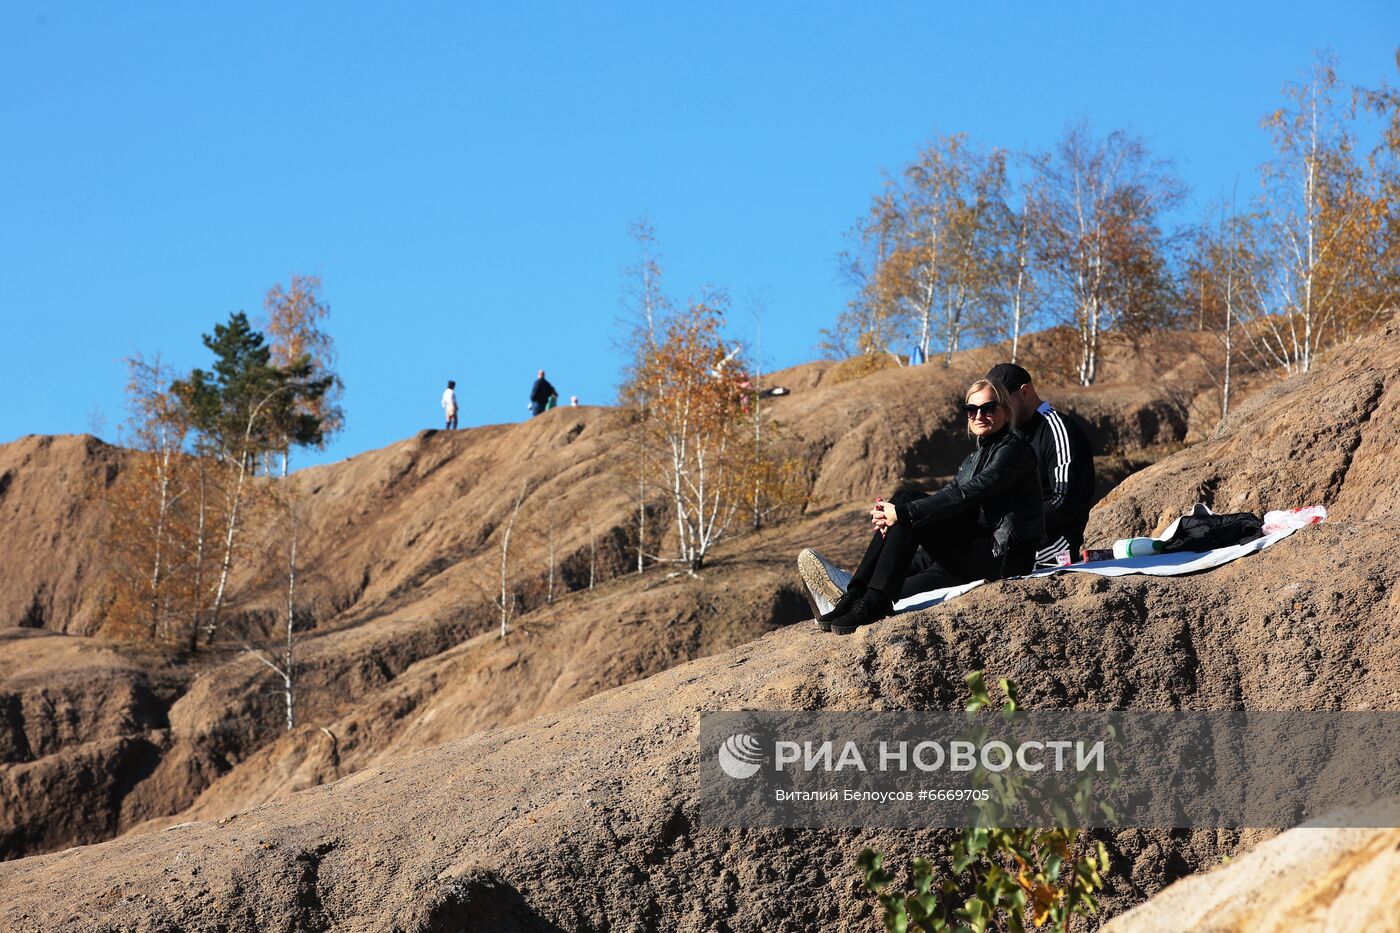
top-left (0, 333), bottom-right (1222, 862)
top-left (0, 328), bottom-right (1396, 930)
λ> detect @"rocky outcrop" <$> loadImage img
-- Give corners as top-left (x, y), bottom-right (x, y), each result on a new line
top-left (1088, 321), bottom-right (1400, 542)
top-left (0, 629), bottom-right (191, 856)
top-left (1107, 799), bottom-right (1400, 932)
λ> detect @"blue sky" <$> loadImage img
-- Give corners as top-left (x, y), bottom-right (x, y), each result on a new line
top-left (2, 2), bottom-right (1396, 467)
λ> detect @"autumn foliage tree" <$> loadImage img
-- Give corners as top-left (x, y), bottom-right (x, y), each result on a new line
top-left (829, 127), bottom-right (1187, 384)
top-left (825, 137), bottom-right (1012, 366)
top-left (894, 134), bottom-right (1010, 364)
top-left (619, 218), bottom-right (673, 573)
top-left (102, 297), bottom-right (341, 654)
top-left (1029, 122), bottom-right (1185, 385)
top-left (1239, 54), bottom-right (1396, 373)
top-left (1171, 53), bottom-right (1398, 413)
top-left (622, 296), bottom-right (799, 572)
top-left (1356, 49), bottom-right (1400, 320)
top-left (261, 274), bottom-right (345, 474)
top-left (103, 354), bottom-right (216, 646)
top-left (823, 188), bottom-right (909, 363)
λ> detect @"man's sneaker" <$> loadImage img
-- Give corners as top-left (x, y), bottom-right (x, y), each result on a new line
top-left (829, 592), bottom-right (893, 636)
top-left (798, 548), bottom-right (851, 629)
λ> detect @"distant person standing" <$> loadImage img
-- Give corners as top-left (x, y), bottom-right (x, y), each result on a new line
top-left (528, 370), bottom-right (557, 417)
top-left (441, 380), bottom-right (458, 430)
top-left (570, 395), bottom-right (579, 407)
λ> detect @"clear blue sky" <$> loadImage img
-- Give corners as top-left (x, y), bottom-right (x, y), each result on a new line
top-left (3, 2), bottom-right (1396, 467)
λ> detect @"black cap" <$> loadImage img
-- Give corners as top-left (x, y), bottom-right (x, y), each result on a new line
top-left (986, 363), bottom-right (1032, 392)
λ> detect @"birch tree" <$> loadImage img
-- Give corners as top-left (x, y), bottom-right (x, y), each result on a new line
top-left (103, 355), bottom-right (205, 645)
top-left (888, 135), bottom-right (1008, 362)
top-left (1243, 55), bottom-right (1375, 374)
top-left (1184, 209), bottom-right (1263, 418)
top-left (1030, 122), bottom-right (1185, 385)
top-left (833, 137), bottom-right (1011, 366)
top-left (934, 146), bottom-right (1009, 363)
top-left (619, 218), bottom-right (673, 573)
top-left (622, 297), bottom-right (780, 572)
top-left (1355, 50), bottom-right (1400, 327)
top-left (241, 480), bottom-right (307, 731)
top-left (261, 275), bottom-right (345, 475)
top-left (172, 312), bottom-right (334, 645)
top-left (1004, 181), bottom-right (1042, 363)
top-left (823, 187), bottom-right (907, 360)
top-left (496, 478), bottom-right (528, 636)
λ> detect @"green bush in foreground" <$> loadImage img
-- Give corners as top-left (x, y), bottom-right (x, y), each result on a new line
top-left (857, 672), bottom-right (1112, 933)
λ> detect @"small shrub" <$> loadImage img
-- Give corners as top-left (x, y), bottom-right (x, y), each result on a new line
top-left (856, 672), bottom-right (1114, 933)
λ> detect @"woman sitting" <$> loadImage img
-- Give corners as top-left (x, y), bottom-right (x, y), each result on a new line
top-left (820, 378), bottom-right (1045, 635)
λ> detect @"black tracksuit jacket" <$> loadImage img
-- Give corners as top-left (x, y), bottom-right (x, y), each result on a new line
top-left (1019, 405), bottom-right (1095, 562)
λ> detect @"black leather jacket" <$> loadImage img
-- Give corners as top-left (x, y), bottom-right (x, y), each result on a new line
top-left (892, 426), bottom-right (1045, 556)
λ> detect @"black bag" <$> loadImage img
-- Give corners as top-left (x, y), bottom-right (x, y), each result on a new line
top-left (1158, 504), bottom-right (1264, 554)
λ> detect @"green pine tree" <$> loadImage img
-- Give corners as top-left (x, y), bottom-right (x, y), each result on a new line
top-left (172, 311), bottom-right (333, 468)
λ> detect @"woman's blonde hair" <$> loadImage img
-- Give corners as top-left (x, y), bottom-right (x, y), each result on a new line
top-left (964, 378), bottom-right (1011, 436)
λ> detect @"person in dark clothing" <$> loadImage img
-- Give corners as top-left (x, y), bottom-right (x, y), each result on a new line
top-left (986, 363), bottom-right (1096, 566)
top-left (821, 379), bottom-right (1045, 635)
top-left (528, 369), bottom-right (557, 417)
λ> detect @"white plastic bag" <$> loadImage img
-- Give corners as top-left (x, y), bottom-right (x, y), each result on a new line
top-left (1262, 505), bottom-right (1328, 535)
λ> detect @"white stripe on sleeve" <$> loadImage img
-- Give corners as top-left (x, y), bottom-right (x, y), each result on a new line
top-left (1044, 408), bottom-right (1072, 484)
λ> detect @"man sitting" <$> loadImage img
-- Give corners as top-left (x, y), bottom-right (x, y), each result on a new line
top-left (986, 363), bottom-right (1096, 566)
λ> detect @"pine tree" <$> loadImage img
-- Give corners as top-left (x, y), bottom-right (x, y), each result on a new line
top-left (170, 311), bottom-right (334, 645)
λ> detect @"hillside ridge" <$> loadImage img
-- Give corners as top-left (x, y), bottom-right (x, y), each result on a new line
top-left (1, 326), bottom-right (1397, 928)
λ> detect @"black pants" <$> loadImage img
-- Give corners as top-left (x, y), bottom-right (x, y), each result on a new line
top-left (850, 508), bottom-right (1036, 601)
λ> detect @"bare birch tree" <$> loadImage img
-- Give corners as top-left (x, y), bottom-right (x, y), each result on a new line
top-left (103, 354), bottom-right (202, 645)
top-left (1184, 205), bottom-right (1262, 419)
top-left (241, 479), bottom-right (307, 731)
top-left (1005, 180), bottom-right (1041, 363)
top-left (619, 217), bottom-right (673, 573)
top-left (497, 477), bottom-right (528, 637)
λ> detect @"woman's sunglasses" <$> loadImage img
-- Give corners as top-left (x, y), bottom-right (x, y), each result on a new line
top-left (962, 400), bottom-right (1001, 419)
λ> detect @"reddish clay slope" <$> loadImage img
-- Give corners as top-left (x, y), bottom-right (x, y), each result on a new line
top-left (0, 334), bottom-right (1227, 862)
top-left (0, 435), bottom-right (124, 635)
top-left (1, 327), bottom-right (1397, 930)
top-left (1089, 322), bottom-right (1400, 539)
top-left (1, 520), bottom-right (1395, 931)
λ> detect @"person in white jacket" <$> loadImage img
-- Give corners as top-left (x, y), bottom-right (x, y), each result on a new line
top-left (441, 380), bottom-right (458, 430)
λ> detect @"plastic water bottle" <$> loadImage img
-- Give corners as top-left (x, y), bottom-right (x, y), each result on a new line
top-left (1112, 537), bottom-right (1164, 559)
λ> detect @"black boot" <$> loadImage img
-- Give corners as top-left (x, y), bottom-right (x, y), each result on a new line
top-left (817, 581), bottom-right (866, 631)
top-left (829, 589), bottom-right (893, 636)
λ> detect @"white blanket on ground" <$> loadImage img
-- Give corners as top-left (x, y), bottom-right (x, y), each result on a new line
top-left (890, 526), bottom-right (1304, 614)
